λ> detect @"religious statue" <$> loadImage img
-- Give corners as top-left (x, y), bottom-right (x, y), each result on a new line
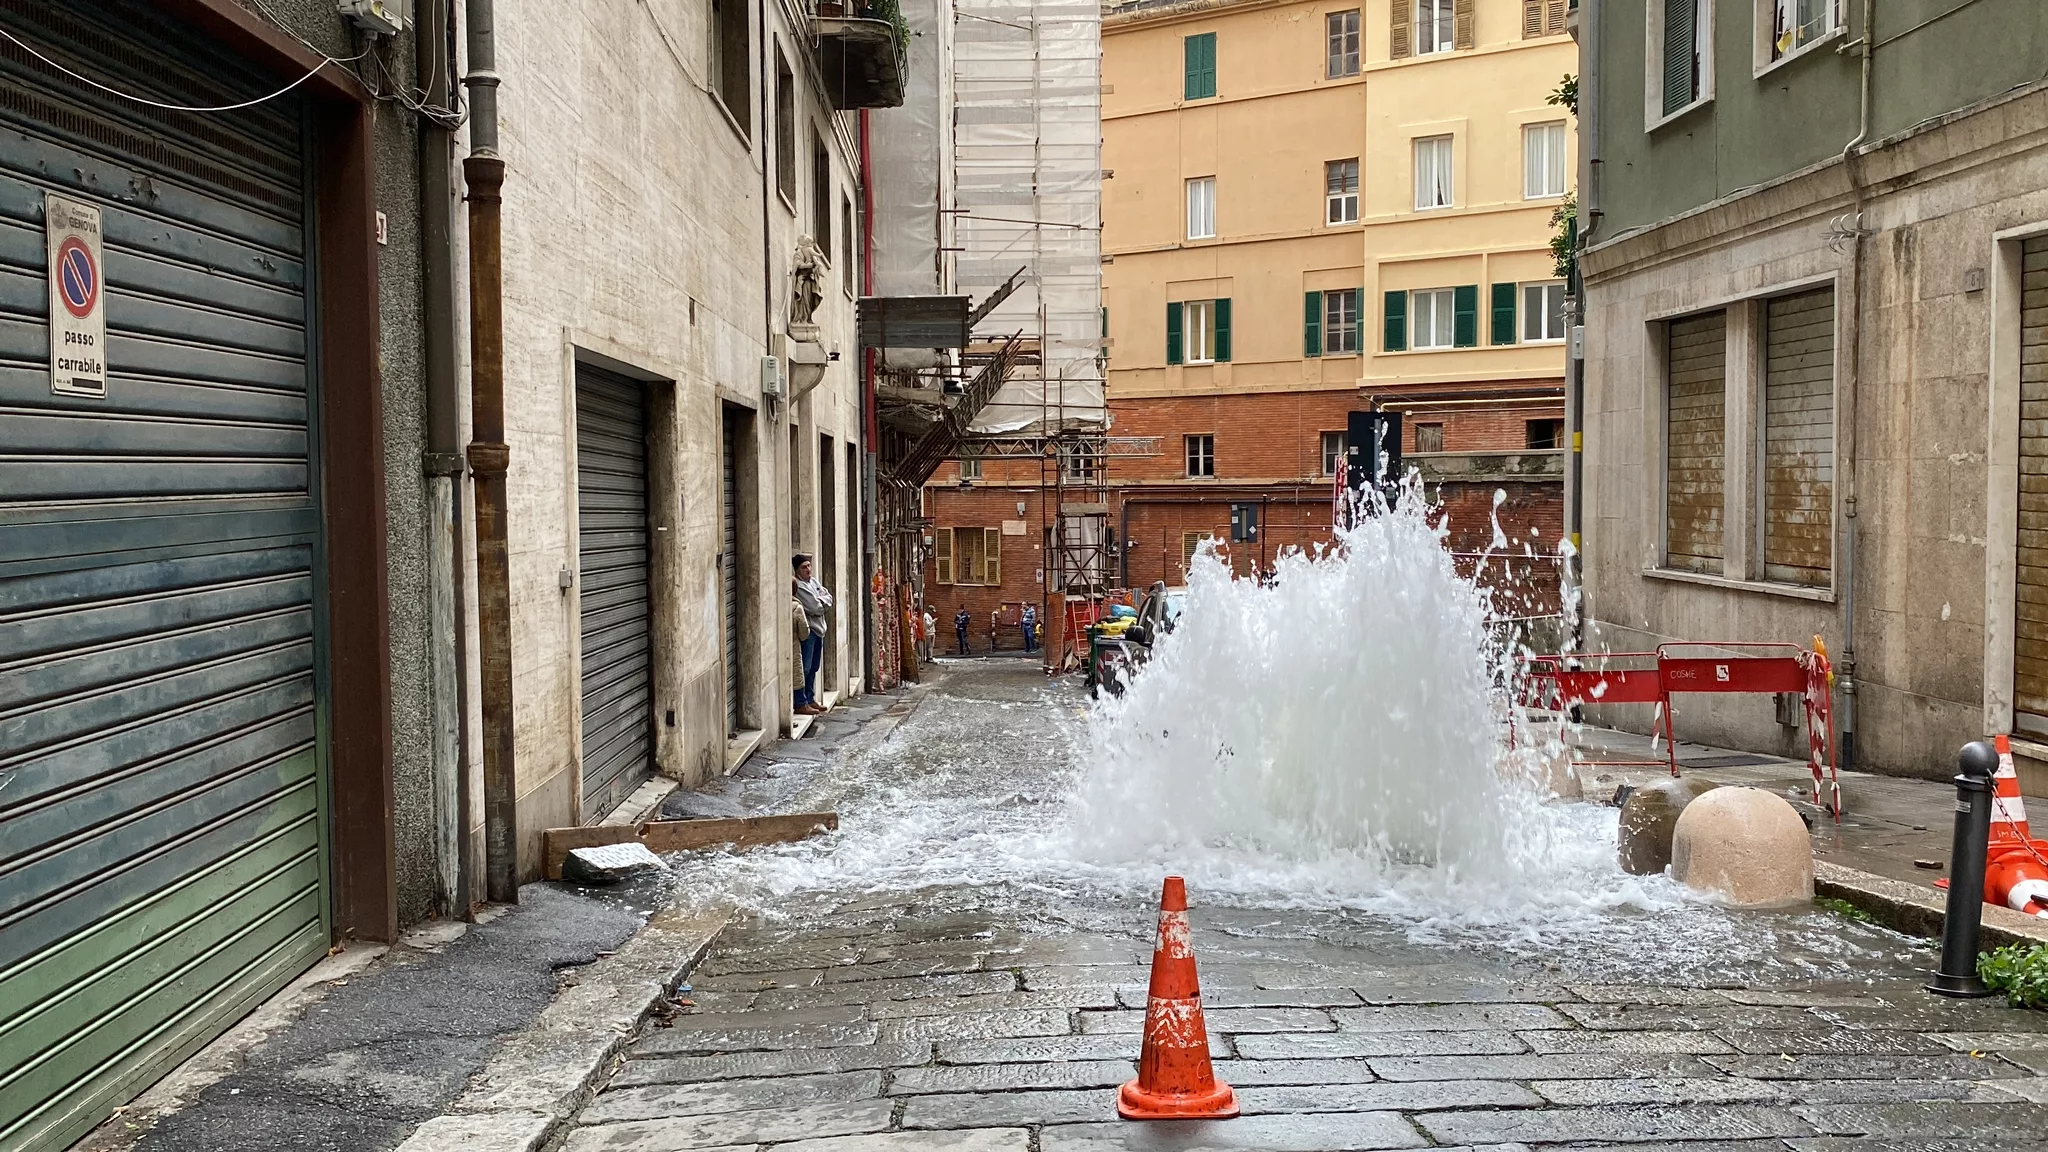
top-left (790, 234), bottom-right (828, 333)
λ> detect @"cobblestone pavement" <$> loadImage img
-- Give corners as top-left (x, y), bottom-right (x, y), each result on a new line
top-left (560, 664), bottom-right (2048, 1152)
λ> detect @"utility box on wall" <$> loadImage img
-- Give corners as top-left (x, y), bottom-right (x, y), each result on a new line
top-left (338, 0), bottom-right (410, 34)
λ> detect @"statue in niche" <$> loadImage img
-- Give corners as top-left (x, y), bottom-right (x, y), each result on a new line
top-left (790, 235), bottom-right (828, 334)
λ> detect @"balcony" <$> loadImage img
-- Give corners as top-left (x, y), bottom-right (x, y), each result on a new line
top-left (814, 0), bottom-right (906, 109)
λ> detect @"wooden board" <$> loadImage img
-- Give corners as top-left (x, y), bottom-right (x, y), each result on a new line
top-left (543, 811), bottom-right (840, 879)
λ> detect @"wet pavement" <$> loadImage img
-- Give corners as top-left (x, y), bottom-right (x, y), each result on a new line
top-left (559, 662), bottom-right (2048, 1151)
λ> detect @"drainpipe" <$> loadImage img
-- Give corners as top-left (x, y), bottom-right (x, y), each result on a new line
top-left (860, 108), bottom-right (877, 689)
top-left (463, 0), bottom-right (517, 903)
top-left (1571, 0), bottom-right (1600, 649)
top-left (420, 0), bottom-right (476, 918)
top-left (1834, 0), bottom-right (1875, 774)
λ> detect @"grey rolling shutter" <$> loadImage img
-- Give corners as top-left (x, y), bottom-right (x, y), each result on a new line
top-left (2016, 239), bottom-right (2048, 732)
top-left (1762, 288), bottom-right (1836, 587)
top-left (722, 411), bottom-right (743, 733)
top-left (574, 366), bottom-right (653, 819)
top-left (1664, 312), bottom-right (1727, 574)
top-left (0, 4), bottom-right (327, 1148)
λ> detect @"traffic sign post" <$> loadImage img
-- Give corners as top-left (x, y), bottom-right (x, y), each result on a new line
top-left (46, 193), bottom-right (107, 398)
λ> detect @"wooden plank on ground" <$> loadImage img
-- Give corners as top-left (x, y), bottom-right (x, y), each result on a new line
top-left (543, 812), bottom-right (840, 879)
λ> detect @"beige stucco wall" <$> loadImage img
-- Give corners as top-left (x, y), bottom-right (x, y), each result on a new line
top-left (465, 0), bottom-right (867, 879)
top-left (1579, 82), bottom-right (2048, 786)
top-left (1103, 0), bottom-right (1574, 400)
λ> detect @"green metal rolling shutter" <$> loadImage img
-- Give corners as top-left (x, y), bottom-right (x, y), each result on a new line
top-left (0, 4), bottom-right (327, 1151)
top-left (575, 367), bottom-right (654, 819)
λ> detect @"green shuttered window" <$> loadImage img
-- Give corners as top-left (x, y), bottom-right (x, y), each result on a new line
top-left (1383, 290), bottom-right (1407, 351)
top-left (1453, 284), bottom-right (1479, 348)
top-left (1662, 0), bottom-right (1700, 117)
top-left (1491, 283), bottom-right (1517, 345)
top-left (1184, 33), bottom-right (1217, 100)
top-left (1214, 297), bottom-right (1232, 362)
top-left (1305, 291), bottom-right (1323, 357)
top-left (1166, 301), bottom-right (1183, 364)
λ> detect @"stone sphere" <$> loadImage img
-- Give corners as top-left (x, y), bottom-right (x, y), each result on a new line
top-left (1617, 777), bottom-right (1719, 875)
top-left (1670, 786), bottom-right (1814, 905)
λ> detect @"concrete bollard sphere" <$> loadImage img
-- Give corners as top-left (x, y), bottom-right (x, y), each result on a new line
top-left (1616, 777), bottom-right (1718, 876)
top-left (1670, 786), bottom-right (1814, 905)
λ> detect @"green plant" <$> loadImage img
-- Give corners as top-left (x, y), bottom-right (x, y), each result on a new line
top-left (1815, 896), bottom-right (1878, 925)
top-left (1550, 193), bottom-right (1576, 282)
top-left (1548, 73), bottom-right (1578, 118)
top-left (1979, 943), bottom-right (2048, 1009)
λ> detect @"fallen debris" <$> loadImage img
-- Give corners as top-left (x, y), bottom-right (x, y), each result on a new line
top-left (543, 812), bottom-right (840, 880)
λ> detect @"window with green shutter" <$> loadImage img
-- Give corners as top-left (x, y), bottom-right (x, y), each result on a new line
top-left (1166, 302), bottom-right (1184, 364)
top-left (1213, 297), bottom-right (1232, 362)
top-left (1304, 291), bottom-right (1323, 357)
top-left (1491, 283), bottom-right (1517, 345)
top-left (1661, 0), bottom-right (1700, 117)
top-left (1453, 284), bottom-right (1479, 348)
top-left (1383, 290), bottom-right (1407, 352)
top-left (1184, 33), bottom-right (1217, 100)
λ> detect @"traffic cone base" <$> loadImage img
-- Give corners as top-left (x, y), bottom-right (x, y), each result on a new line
top-left (1119, 877), bottom-right (1238, 1121)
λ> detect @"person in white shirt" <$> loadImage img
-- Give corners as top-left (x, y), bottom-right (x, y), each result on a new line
top-left (920, 607), bottom-right (936, 662)
top-left (792, 554), bottom-right (833, 715)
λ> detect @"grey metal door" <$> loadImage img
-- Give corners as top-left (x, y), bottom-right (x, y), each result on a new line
top-left (574, 366), bottom-right (652, 819)
top-left (722, 410), bottom-right (742, 734)
top-left (0, 4), bottom-right (327, 1150)
top-left (2017, 239), bottom-right (2048, 734)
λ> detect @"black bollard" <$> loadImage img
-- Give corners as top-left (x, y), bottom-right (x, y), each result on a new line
top-left (1927, 740), bottom-right (2000, 998)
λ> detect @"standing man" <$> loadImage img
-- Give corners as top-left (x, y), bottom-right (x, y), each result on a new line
top-left (954, 605), bottom-right (972, 655)
top-left (920, 605), bottom-right (936, 663)
top-left (792, 554), bottom-right (833, 715)
top-left (1021, 603), bottom-right (1037, 652)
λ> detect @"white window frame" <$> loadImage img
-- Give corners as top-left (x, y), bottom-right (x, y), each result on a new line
top-left (1521, 281), bottom-right (1568, 343)
top-left (1183, 299), bottom-right (1216, 364)
top-left (1186, 176), bottom-right (1216, 240)
top-left (1320, 430), bottom-right (1346, 475)
top-left (1522, 121), bottom-right (1568, 200)
top-left (1326, 9), bottom-right (1360, 78)
top-left (1645, 0), bottom-right (1715, 131)
top-left (1186, 434), bottom-right (1216, 478)
top-left (1413, 135), bottom-right (1454, 211)
top-left (1325, 289), bottom-right (1360, 354)
top-left (1411, 288), bottom-right (1456, 350)
top-left (1325, 158), bottom-right (1359, 225)
top-left (1754, 0), bottom-right (1844, 75)
top-left (1416, 0), bottom-right (1455, 55)
top-left (958, 452), bottom-right (982, 480)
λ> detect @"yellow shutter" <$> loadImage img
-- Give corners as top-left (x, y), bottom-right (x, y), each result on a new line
top-left (935, 527), bottom-right (953, 584)
top-left (1545, 0), bottom-right (1566, 34)
top-left (1389, 0), bottom-right (1411, 58)
top-left (984, 528), bottom-right (1001, 585)
top-left (1181, 531), bottom-right (1201, 577)
top-left (1454, 0), bottom-right (1474, 50)
top-left (1522, 0), bottom-right (1542, 37)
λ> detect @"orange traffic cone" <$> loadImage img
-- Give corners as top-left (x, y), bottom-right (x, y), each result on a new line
top-left (1991, 735), bottom-right (2033, 848)
top-left (1118, 876), bottom-right (1238, 1121)
top-left (1986, 735), bottom-right (2048, 916)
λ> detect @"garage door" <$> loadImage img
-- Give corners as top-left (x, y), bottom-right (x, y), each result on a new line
top-left (722, 410), bottom-right (742, 734)
top-left (0, 5), bottom-right (328, 1151)
top-left (574, 366), bottom-right (653, 819)
top-left (2017, 238), bottom-right (2048, 735)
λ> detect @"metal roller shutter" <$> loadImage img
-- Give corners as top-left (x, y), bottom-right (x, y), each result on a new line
top-left (0, 4), bottom-right (326, 1150)
top-left (1665, 311), bottom-right (1726, 574)
top-left (1762, 287), bottom-right (1836, 587)
top-left (2016, 239), bottom-right (2048, 733)
top-left (574, 367), bottom-right (652, 819)
top-left (722, 411), bottom-right (742, 734)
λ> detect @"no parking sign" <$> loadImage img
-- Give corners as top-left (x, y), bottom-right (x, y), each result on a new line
top-left (46, 192), bottom-right (106, 398)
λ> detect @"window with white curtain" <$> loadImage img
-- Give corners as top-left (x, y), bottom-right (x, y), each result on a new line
top-left (1413, 136), bottom-right (1453, 210)
top-left (1411, 288), bottom-right (1456, 349)
top-left (1183, 299), bottom-right (1215, 362)
top-left (1417, 0), bottom-right (1455, 54)
top-left (1523, 121), bottom-right (1567, 199)
top-left (1186, 176), bottom-right (1216, 239)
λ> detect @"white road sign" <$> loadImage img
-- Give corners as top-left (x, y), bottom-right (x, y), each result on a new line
top-left (46, 193), bottom-right (107, 398)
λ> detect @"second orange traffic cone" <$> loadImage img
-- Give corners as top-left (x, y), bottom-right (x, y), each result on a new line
top-left (1118, 876), bottom-right (1238, 1120)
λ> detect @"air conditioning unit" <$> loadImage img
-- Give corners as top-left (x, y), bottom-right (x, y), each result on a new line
top-left (339, 0), bottom-right (410, 35)
top-left (760, 355), bottom-right (784, 400)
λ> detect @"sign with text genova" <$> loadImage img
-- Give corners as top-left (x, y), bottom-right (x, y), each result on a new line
top-left (46, 192), bottom-right (107, 398)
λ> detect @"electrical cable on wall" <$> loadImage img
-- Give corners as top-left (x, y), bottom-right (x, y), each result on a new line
top-left (0, 25), bottom-right (366, 112)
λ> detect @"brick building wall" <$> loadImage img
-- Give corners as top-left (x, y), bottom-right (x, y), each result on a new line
top-left (921, 476), bottom-right (1054, 653)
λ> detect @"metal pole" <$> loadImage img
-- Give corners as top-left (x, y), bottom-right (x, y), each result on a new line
top-left (1928, 740), bottom-right (1999, 998)
top-left (464, 0), bottom-right (517, 904)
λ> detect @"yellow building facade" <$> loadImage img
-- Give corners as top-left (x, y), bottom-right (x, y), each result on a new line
top-left (1103, 0), bottom-right (1576, 413)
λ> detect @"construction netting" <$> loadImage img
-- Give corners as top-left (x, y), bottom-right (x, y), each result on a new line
top-left (953, 0), bottom-right (1107, 434)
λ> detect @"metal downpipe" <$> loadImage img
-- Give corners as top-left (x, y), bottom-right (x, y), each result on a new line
top-left (464, 0), bottom-right (517, 903)
top-left (1835, 0), bottom-right (1876, 774)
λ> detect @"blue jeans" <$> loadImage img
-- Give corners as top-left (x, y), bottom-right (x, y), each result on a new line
top-left (796, 632), bottom-right (823, 708)
top-left (1022, 623), bottom-right (1036, 651)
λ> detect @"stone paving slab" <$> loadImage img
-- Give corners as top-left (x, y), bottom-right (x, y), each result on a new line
top-left (1773, 1079), bottom-right (2023, 1105)
top-left (1419, 1104), bottom-right (1819, 1145)
top-left (1333, 1004), bottom-right (1572, 1033)
top-left (1350, 981), bottom-right (1575, 1006)
top-left (1554, 1004), bottom-right (1820, 1031)
top-left (1038, 1112), bottom-right (1429, 1151)
top-left (1789, 1141), bottom-right (2048, 1152)
top-left (576, 1071), bottom-right (885, 1124)
top-left (1517, 1029), bottom-right (1736, 1055)
top-left (868, 989), bottom-right (1117, 1018)
top-left (1795, 1099), bottom-right (2048, 1136)
top-left (1078, 1007), bottom-right (1335, 1034)
top-left (888, 1060), bottom-right (1135, 1095)
top-left (1928, 1031), bottom-right (2048, 1052)
top-left (751, 972), bottom-right (1019, 1009)
top-left (1368, 1053), bottom-right (1720, 1082)
top-left (1020, 966), bottom-right (1162, 990)
top-left (1233, 1030), bottom-right (1529, 1060)
top-left (1813, 1003), bottom-right (2048, 1032)
top-left (1717, 989), bottom-right (1903, 1008)
top-left (821, 957), bottom-right (989, 983)
top-left (1234, 1080), bottom-right (1543, 1114)
top-left (659, 1004), bottom-right (868, 1031)
top-left (1206, 1059), bottom-right (1379, 1086)
top-left (1716, 1030), bottom-right (1953, 1056)
top-left (1115, 987), bottom-right (1364, 1010)
top-left (631, 1019), bottom-right (881, 1055)
top-left (2001, 1051), bottom-right (2048, 1074)
top-left (936, 1035), bottom-right (1228, 1064)
top-left (692, 969), bottom-right (826, 992)
top-left (564, 1100), bottom-right (895, 1151)
top-left (1529, 1077), bottom-right (1785, 1106)
top-left (607, 1043), bottom-right (932, 1088)
top-left (1564, 985), bottom-right (1736, 1006)
top-left (900, 1089), bottom-right (1112, 1129)
top-left (1703, 1052), bottom-right (2034, 1080)
top-left (874, 1008), bottom-right (1073, 1044)
top-left (775, 1132), bottom-right (1031, 1152)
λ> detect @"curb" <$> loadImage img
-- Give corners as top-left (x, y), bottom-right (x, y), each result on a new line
top-left (392, 905), bottom-right (730, 1152)
top-left (1815, 860), bottom-right (2048, 950)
